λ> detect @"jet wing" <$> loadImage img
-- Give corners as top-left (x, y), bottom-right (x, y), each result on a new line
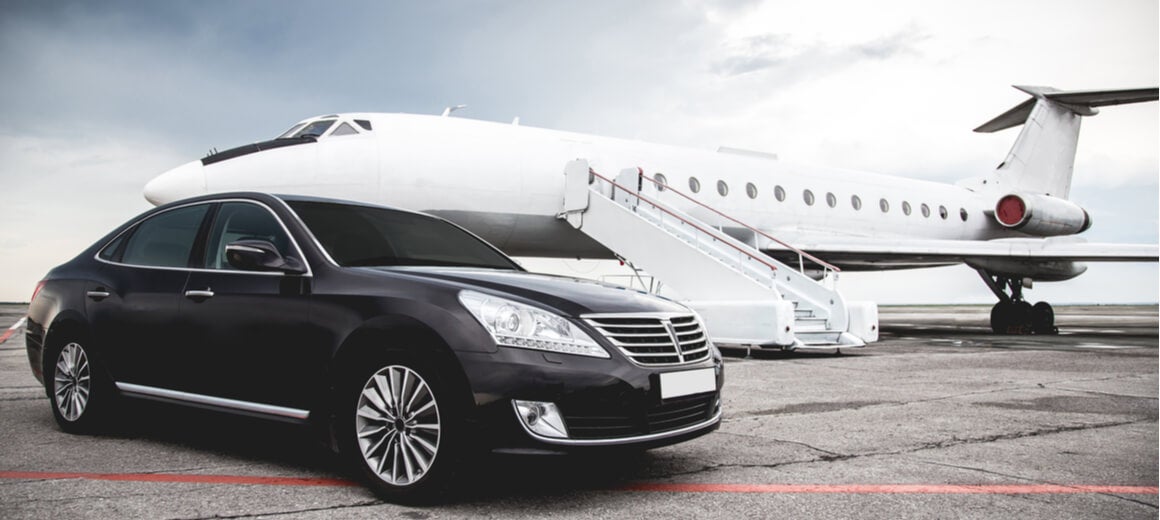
top-left (760, 235), bottom-right (1158, 270)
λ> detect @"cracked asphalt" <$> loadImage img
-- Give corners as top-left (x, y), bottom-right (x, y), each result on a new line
top-left (0, 304), bottom-right (1156, 519)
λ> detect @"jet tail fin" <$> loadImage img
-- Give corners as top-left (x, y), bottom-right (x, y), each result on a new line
top-left (973, 86), bottom-right (1157, 199)
top-left (974, 86), bottom-right (1158, 133)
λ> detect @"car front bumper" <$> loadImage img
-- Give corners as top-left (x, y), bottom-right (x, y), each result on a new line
top-left (454, 345), bottom-right (724, 453)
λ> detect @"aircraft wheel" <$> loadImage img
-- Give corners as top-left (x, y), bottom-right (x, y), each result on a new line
top-left (1031, 302), bottom-right (1057, 334)
top-left (1009, 301), bottom-right (1033, 334)
top-left (990, 302), bottom-right (1009, 334)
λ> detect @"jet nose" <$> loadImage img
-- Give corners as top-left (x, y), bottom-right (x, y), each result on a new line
top-left (144, 160), bottom-right (207, 205)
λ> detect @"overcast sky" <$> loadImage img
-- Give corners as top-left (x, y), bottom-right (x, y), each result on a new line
top-left (0, 0), bottom-right (1156, 303)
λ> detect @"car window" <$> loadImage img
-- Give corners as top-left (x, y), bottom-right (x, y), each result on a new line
top-left (203, 202), bottom-right (294, 269)
top-left (119, 205), bottom-right (210, 268)
top-left (288, 201), bottom-right (520, 270)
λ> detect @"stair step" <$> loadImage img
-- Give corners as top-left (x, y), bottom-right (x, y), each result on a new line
top-left (795, 331), bottom-right (844, 345)
top-left (559, 160), bottom-right (872, 348)
top-left (795, 317), bottom-right (829, 328)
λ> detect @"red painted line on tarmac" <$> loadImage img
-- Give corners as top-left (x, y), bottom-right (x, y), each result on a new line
top-left (0, 471), bottom-right (1155, 495)
top-left (623, 483), bottom-right (1160, 494)
top-left (0, 471), bottom-right (358, 488)
top-left (0, 317), bottom-right (24, 344)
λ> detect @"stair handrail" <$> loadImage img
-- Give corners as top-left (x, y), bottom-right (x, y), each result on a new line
top-left (633, 169), bottom-right (841, 276)
top-left (588, 170), bottom-right (782, 276)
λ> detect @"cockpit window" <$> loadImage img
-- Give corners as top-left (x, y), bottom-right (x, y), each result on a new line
top-left (279, 119), bottom-right (335, 139)
top-left (355, 119), bottom-right (373, 131)
top-left (277, 123), bottom-right (307, 139)
top-left (330, 122), bottom-right (359, 137)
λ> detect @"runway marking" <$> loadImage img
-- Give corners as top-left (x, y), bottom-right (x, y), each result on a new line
top-left (0, 317), bottom-right (27, 345)
top-left (623, 483), bottom-right (1160, 494)
top-left (0, 471), bottom-right (1155, 495)
top-left (0, 471), bottom-right (358, 488)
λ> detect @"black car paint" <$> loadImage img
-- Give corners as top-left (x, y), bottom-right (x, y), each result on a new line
top-left (26, 192), bottom-right (722, 452)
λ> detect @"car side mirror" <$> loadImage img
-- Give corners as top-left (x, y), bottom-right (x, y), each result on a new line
top-left (225, 240), bottom-right (306, 275)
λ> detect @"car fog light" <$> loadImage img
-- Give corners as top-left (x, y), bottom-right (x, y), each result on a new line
top-left (513, 400), bottom-right (569, 439)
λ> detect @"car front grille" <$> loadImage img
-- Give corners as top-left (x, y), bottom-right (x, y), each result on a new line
top-left (583, 314), bottom-right (710, 366)
top-left (563, 392), bottom-right (719, 440)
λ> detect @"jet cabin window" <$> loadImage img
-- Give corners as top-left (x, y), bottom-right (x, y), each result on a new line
top-left (774, 185), bottom-right (786, 202)
top-left (851, 195), bottom-right (862, 210)
top-left (745, 183), bottom-right (758, 199)
top-left (717, 180), bottom-right (729, 197)
top-left (654, 173), bottom-right (668, 192)
top-left (921, 203), bottom-right (931, 218)
top-left (803, 190), bottom-right (815, 206)
top-left (689, 177), bottom-right (701, 193)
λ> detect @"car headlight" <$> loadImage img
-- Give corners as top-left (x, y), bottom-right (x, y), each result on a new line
top-left (458, 290), bottom-right (609, 359)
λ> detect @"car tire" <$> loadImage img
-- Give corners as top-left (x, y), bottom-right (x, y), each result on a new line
top-left (47, 339), bottom-right (117, 434)
top-left (336, 351), bottom-right (466, 504)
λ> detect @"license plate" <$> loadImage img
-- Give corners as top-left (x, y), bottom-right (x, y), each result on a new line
top-left (659, 368), bottom-right (716, 399)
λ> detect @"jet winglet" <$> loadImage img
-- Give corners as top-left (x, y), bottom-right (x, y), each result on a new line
top-left (974, 86), bottom-right (1158, 133)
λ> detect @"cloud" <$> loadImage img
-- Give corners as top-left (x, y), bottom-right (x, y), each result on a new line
top-left (0, 0), bottom-right (1154, 302)
top-left (712, 25), bottom-right (928, 78)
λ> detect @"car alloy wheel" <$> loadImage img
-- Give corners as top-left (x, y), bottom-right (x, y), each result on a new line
top-left (355, 365), bottom-right (442, 487)
top-left (53, 342), bottom-right (91, 422)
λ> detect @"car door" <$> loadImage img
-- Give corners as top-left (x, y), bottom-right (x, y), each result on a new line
top-left (87, 203), bottom-right (211, 387)
top-left (176, 200), bottom-right (320, 410)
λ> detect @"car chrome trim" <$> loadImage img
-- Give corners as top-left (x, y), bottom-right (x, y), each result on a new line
top-left (224, 244), bottom-right (266, 255)
top-left (273, 197), bottom-right (343, 269)
top-left (581, 312), bottom-right (711, 367)
top-left (513, 404), bottom-right (721, 447)
top-left (183, 290), bottom-right (215, 298)
top-left (114, 382), bottom-right (310, 421)
top-left (93, 198), bottom-right (314, 277)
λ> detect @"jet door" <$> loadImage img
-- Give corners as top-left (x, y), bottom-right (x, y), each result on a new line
top-left (177, 201), bottom-right (320, 411)
top-left (313, 119), bottom-right (379, 202)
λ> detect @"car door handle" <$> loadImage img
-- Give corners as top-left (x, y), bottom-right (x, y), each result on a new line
top-left (184, 289), bottom-right (215, 300)
top-left (86, 289), bottom-right (111, 301)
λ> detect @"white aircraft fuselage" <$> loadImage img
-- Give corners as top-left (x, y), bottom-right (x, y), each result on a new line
top-left (148, 112), bottom-right (1075, 269)
top-left (144, 86), bottom-right (1158, 285)
top-left (142, 86), bottom-right (1159, 335)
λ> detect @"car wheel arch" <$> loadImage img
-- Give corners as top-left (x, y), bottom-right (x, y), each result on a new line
top-left (327, 316), bottom-right (474, 419)
top-left (41, 312), bottom-right (94, 382)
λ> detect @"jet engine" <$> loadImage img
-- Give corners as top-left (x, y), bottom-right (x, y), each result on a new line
top-left (993, 193), bottom-right (1091, 237)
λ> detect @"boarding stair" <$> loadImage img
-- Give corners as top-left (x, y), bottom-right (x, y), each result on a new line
top-left (557, 159), bottom-right (877, 350)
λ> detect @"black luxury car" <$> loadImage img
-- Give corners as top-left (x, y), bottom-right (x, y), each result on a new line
top-left (25, 192), bottom-right (723, 501)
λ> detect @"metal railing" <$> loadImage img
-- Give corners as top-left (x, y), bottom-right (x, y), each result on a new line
top-left (594, 167), bottom-right (840, 281)
top-left (589, 170), bottom-right (782, 290)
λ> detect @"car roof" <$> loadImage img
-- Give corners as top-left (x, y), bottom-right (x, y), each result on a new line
top-left (152, 191), bottom-right (428, 218)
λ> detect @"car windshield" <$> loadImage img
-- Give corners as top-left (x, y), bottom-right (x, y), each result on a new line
top-left (287, 201), bottom-right (520, 270)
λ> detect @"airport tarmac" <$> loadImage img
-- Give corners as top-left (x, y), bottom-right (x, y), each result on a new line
top-left (0, 303), bottom-right (1156, 519)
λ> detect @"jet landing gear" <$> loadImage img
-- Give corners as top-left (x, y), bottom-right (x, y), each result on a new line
top-left (977, 270), bottom-right (1058, 335)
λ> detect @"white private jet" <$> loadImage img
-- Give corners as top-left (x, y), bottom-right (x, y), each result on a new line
top-left (143, 85), bottom-right (1158, 349)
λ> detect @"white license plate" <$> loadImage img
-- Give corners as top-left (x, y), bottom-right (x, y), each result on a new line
top-left (659, 368), bottom-right (716, 399)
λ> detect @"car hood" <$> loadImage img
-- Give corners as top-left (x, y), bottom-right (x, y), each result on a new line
top-left (367, 267), bottom-right (691, 317)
